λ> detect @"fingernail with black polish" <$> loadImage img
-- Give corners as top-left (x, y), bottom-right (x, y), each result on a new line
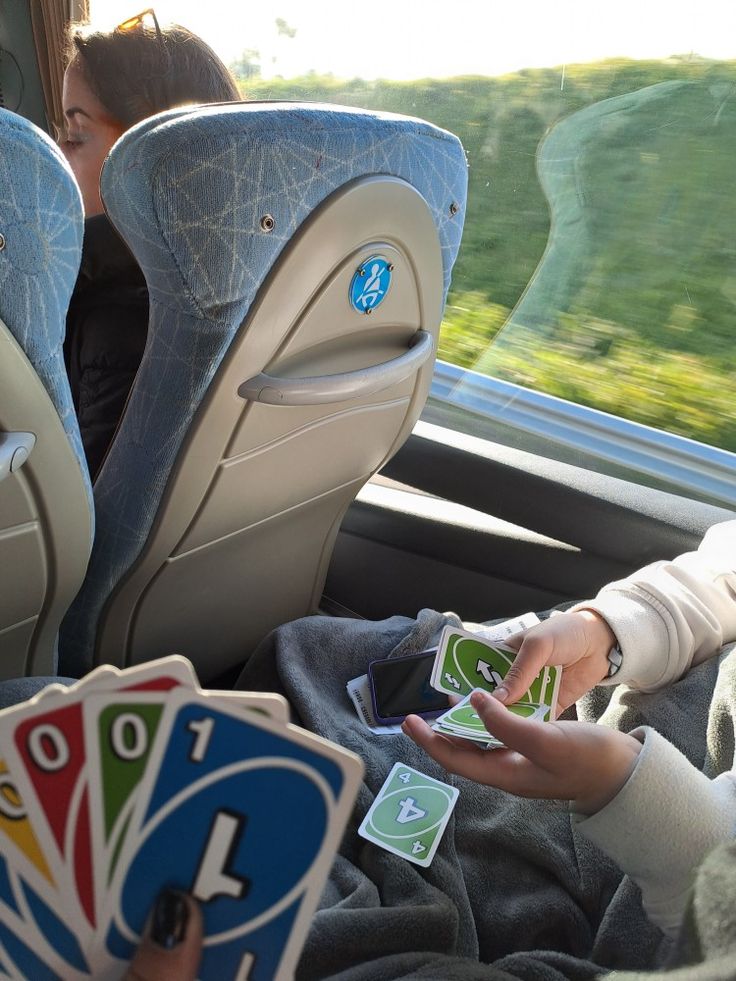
top-left (151, 888), bottom-right (189, 949)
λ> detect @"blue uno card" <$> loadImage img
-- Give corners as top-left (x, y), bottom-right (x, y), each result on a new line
top-left (0, 920), bottom-right (62, 981)
top-left (105, 691), bottom-right (362, 980)
top-left (0, 849), bottom-right (91, 979)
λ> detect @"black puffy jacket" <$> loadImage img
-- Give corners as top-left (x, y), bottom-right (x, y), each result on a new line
top-left (64, 214), bottom-right (148, 480)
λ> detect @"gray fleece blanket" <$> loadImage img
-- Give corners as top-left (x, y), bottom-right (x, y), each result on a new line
top-left (234, 609), bottom-right (736, 981)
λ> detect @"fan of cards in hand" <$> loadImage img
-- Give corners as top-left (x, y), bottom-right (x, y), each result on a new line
top-left (0, 657), bottom-right (362, 980)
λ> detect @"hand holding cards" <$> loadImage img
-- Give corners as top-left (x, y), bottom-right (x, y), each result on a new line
top-left (357, 625), bottom-right (561, 870)
top-left (0, 657), bottom-right (362, 980)
top-left (429, 626), bottom-right (561, 746)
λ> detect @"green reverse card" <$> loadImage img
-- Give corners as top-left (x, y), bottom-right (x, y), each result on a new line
top-left (432, 627), bottom-right (547, 702)
top-left (358, 762), bottom-right (459, 867)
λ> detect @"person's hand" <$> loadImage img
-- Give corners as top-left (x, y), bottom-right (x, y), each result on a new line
top-left (495, 609), bottom-right (618, 712)
top-left (402, 689), bottom-right (641, 815)
top-left (123, 889), bottom-right (203, 981)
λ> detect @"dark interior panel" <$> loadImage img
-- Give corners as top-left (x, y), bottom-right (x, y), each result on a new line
top-left (327, 506), bottom-right (621, 622)
top-left (383, 428), bottom-right (732, 562)
top-left (325, 426), bottom-right (735, 622)
top-left (0, 0), bottom-right (47, 131)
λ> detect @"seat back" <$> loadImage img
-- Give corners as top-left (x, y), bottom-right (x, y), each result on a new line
top-left (0, 108), bottom-right (93, 677)
top-left (60, 102), bottom-right (467, 683)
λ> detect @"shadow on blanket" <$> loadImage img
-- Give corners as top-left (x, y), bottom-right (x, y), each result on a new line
top-left (234, 609), bottom-right (736, 981)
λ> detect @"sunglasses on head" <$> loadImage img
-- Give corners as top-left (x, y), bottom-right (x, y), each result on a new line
top-left (116, 8), bottom-right (162, 37)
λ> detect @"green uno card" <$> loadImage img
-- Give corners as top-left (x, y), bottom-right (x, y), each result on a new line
top-left (358, 762), bottom-right (458, 867)
top-left (433, 690), bottom-right (556, 749)
top-left (432, 672), bottom-right (563, 749)
top-left (435, 700), bottom-right (489, 736)
top-left (82, 692), bottom-right (175, 926)
top-left (432, 627), bottom-right (547, 702)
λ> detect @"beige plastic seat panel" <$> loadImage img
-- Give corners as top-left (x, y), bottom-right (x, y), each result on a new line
top-left (95, 177), bottom-right (443, 677)
top-left (0, 321), bottom-right (93, 677)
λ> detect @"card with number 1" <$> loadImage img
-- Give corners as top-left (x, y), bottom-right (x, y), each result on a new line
top-left (102, 688), bottom-right (363, 981)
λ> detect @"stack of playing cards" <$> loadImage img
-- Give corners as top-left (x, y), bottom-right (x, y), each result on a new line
top-left (429, 627), bottom-right (561, 748)
top-left (0, 656), bottom-right (362, 980)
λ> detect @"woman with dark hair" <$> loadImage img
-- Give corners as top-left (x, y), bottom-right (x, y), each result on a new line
top-left (60, 13), bottom-right (240, 478)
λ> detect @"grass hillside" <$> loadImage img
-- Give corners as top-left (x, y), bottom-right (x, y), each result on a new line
top-left (239, 60), bottom-right (736, 450)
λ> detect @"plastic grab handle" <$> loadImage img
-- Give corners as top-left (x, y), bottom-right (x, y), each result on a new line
top-left (238, 330), bottom-right (434, 406)
top-left (0, 432), bottom-right (35, 483)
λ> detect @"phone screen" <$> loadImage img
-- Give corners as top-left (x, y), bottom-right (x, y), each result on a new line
top-left (369, 652), bottom-right (449, 720)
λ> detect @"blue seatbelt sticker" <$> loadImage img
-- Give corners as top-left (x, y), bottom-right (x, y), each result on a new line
top-left (350, 256), bottom-right (392, 312)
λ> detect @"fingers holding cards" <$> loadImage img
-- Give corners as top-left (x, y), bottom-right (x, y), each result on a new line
top-left (0, 657), bottom-right (362, 981)
top-left (431, 627), bottom-right (561, 730)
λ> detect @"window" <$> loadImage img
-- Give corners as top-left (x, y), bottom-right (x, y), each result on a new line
top-left (89, 0), bottom-right (736, 504)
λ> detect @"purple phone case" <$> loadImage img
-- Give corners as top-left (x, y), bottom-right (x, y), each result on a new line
top-left (368, 650), bottom-right (446, 725)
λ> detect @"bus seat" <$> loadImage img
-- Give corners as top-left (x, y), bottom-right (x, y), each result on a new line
top-left (0, 108), bottom-right (93, 678)
top-left (59, 102), bottom-right (467, 683)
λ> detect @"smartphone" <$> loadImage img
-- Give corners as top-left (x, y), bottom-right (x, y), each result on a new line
top-left (368, 649), bottom-right (450, 725)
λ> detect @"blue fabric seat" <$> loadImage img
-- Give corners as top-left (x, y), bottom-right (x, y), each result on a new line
top-left (0, 107), bottom-right (93, 676)
top-left (60, 101), bottom-right (467, 682)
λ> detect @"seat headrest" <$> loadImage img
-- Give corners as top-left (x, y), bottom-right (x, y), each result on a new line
top-left (101, 101), bottom-right (468, 321)
top-left (0, 108), bottom-right (89, 495)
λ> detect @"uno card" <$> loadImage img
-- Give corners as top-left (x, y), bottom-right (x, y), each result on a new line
top-left (0, 744), bottom-right (95, 976)
top-left (80, 656), bottom-right (200, 926)
top-left (431, 724), bottom-right (496, 747)
top-left (431, 627), bottom-right (540, 699)
top-left (0, 851), bottom-right (93, 979)
top-left (0, 908), bottom-right (86, 980)
top-left (0, 758), bottom-right (57, 890)
top-left (82, 692), bottom-right (178, 936)
top-left (208, 690), bottom-right (290, 725)
top-left (432, 695), bottom-right (496, 744)
top-left (358, 762), bottom-right (458, 868)
top-left (103, 689), bottom-right (362, 981)
top-left (0, 687), bottom-right (98, 935)
top-left (431, 690), bottom-right (553, 749)
top-left (431, 627), bottom-right (559, 710)
top-left (78, 656), bottom-right (199, 698)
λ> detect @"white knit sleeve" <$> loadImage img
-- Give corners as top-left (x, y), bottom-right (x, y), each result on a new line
top-left (572, 727), bottom-right (736, 937)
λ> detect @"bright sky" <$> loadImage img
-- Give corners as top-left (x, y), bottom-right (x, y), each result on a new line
top-left (90, 1), bottom-right (736, 80)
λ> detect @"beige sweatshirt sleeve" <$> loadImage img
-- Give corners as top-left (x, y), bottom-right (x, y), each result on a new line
top-left (573, 520), bottom-right (736, 691)
top-left (572, 727), bottom-right (736, 937)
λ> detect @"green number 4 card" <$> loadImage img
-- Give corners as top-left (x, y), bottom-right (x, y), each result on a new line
top-left (358, 763), bottom-right (459, 867)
